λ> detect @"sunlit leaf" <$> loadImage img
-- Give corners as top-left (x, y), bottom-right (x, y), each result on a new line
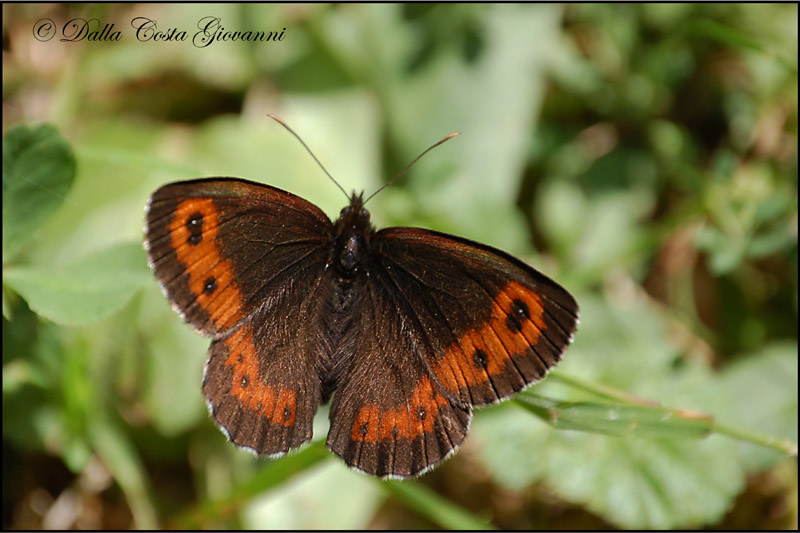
top-left (2, 124), bottom-right (76, 260)
top-left (712, 342), bottom-right (799, 471)
top-left (4, 242), bottom-right (152, 325)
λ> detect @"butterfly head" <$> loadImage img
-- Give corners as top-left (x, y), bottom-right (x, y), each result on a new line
top-left (336, 191), bottom-right (372, 232)
top-left (331, 192), bottom-right (374, 275)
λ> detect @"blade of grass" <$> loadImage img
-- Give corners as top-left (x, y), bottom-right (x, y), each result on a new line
top-left (171, 440), bottom-right (330, 528)
top-left (88, 418), bottom-right (158, 529)
top-left (535, 373), bottom-right (798, 455)
top-left (381, 479), bottom-right (497, 530)
top-left (174, 442), bottom-right (494, 530)
top-left (686, 18), bottom-right (796, 73)
top-left (514, 392), bottom-right (714, 439)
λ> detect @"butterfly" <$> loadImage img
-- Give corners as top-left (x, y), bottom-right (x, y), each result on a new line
top-left (144, 121), bottom-right (579, 479)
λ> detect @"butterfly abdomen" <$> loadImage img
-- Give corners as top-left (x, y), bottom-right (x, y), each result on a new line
top-left (318, 268), bottom-right (363, 403)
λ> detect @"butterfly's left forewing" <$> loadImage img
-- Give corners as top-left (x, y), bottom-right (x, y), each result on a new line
top-left (326, 227), bottom-right (578, 477)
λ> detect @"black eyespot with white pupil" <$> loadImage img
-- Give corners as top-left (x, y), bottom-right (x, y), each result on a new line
top-left (186, 212), bottom-right (204, 245)
top-left (505, 298), bottom-right (531, 333)
top-left (473, 349), bottom-right (488, 369)
top-left (203, 276), bottom-right (217, 294)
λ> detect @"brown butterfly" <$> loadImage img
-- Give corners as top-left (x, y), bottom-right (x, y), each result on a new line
top-left (144, 118), bottom-right (579, 478)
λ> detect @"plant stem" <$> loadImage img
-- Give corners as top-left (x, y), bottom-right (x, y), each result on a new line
top-left (714, 422), bottom-right (798, 456)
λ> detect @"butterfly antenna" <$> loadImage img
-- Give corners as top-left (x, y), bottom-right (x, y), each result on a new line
top-left (363, 131), bottom-right (460, 205)
top-left (267, 114), bottom-right (350, 199)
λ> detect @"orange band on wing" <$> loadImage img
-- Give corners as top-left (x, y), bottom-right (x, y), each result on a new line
top-left (169, 198), bottom-right (245, 330)
top-left (351, 376), bottom-right (449, 443)
top-left (223, 326), bottom-right (296, 426)
top-left (433, 280), bottom-right (547, 392)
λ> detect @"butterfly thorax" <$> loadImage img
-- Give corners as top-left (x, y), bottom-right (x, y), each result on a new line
top-left (320, 192), bottom-right (374, 400)
top-left (331, 192), bottom-right (374, 277)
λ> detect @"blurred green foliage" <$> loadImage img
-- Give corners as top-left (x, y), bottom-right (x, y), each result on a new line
top-left (3, 3), bottom-right (797, 530)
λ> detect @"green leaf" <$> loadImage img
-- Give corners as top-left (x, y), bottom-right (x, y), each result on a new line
top-left (546, 293), bottom-right (684, 392)
top-left (3, 242), bottom-right (152, 325)
top-left (474, 407), bottom-right (743, 529)
top-left (712, 342), bottom-right (799, 472)
top-left (546, 434), bottom-right (743, 529)
top-left (2, 124), bottom-right (76, 260)
top-left (514, 392), bottom-right (714, 439)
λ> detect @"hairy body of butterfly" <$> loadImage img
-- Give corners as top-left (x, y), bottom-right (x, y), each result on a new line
top-left (145, 177), bottom-right (579, 478)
